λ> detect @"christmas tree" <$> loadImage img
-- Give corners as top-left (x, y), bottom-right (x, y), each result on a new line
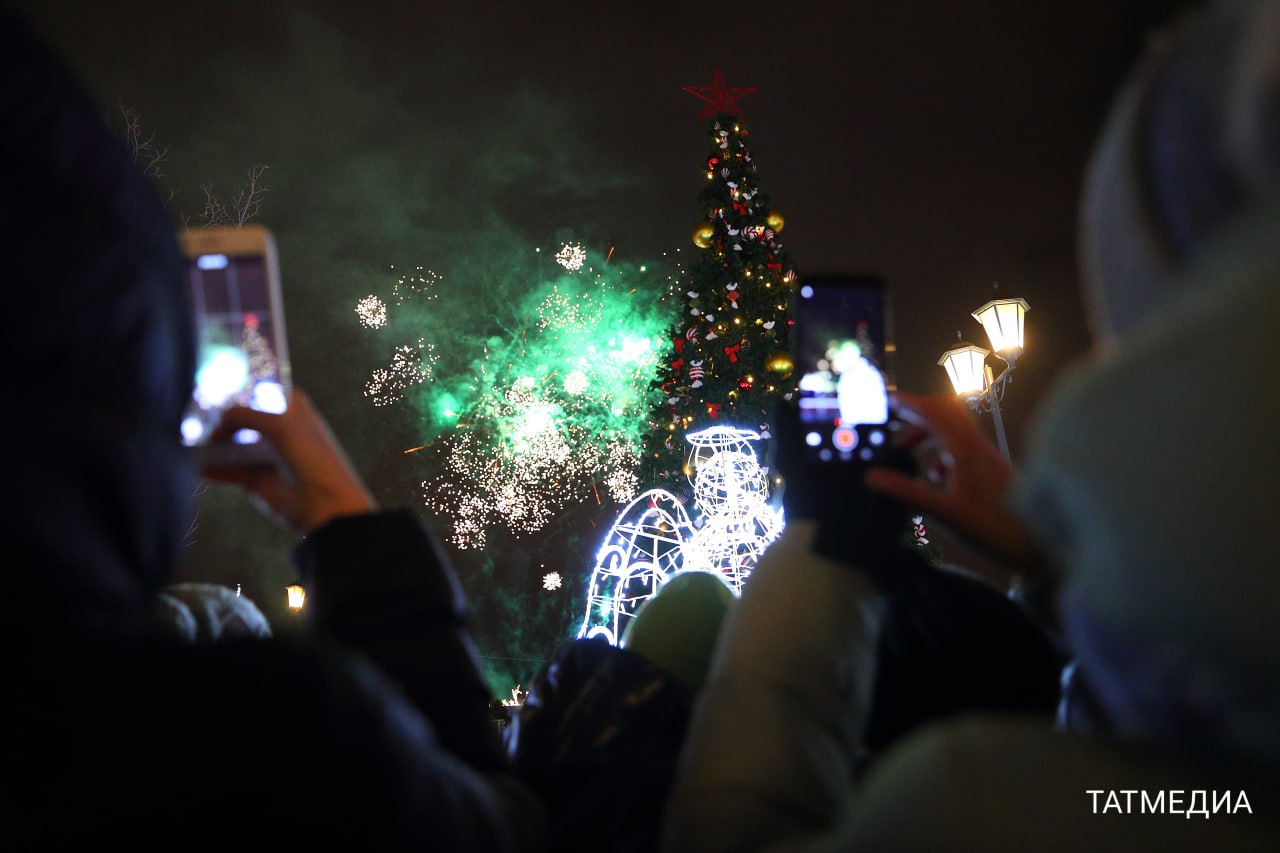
top-left (644, 69), bottom-right (798, 494)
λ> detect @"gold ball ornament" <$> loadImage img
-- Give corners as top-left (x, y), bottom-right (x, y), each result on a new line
top-left (692, 222), bottom-right (715, 249)
top-left (766, 210), bottom-right (785, 233)
top-left (765, 350), bottom-right (794, 378)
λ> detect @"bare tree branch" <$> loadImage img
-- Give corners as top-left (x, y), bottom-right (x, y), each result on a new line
top-left (198, 164), bottom-right (269, 227)
top-left (233, 163), bottom-right (269, 225)
top-left (117, 101), bottom-right (170, 179)
top-left (115, 101), bottom-right (268, 228)
top-left (199, 182), bottom-right (225, 227)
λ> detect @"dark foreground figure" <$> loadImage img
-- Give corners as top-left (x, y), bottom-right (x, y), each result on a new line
top-left (4, 13), bottom-right (542, 850)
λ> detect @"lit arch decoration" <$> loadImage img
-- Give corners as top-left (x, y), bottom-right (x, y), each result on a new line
top-left (577, 488), bottom-right (696, 646)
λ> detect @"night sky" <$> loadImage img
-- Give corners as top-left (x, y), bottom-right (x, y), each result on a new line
top-left (11, 0), bottom-right (1194, 690)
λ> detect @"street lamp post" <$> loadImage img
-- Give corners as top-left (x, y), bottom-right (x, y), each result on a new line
top-left (937, 286), bottom-right (1029, 462)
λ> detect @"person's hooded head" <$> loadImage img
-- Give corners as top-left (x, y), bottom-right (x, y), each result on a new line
top-left (3, 14), bottom-right (196, 636)
top-left (1019, 0), bottom-right (1280, 766)
top-left (1079, 0), bottom-right (1280, 349)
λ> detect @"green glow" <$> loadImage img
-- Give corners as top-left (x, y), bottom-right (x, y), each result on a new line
top-left (435, 391), bottom-right (461, 421)
top-left (612, 335), bottom-right (653, 363)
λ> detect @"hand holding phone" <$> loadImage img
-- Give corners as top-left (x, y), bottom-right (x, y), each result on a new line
top-left (863, 390), bottom-right (1048, 579)
top-left (178, 224), bottom-right (290, 467)
top-left (204, 389), bottom-right (378, 535)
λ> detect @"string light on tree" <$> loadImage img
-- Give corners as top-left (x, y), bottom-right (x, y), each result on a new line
top-left (542, 572), bottom-right (562, 591)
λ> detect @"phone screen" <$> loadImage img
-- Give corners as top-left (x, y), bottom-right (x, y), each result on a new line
top-left (179, 242), bottom-right (288, 451)
top-left (794, 273), bottom-right (892, 462)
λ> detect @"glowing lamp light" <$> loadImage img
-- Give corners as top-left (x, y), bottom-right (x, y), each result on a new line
top-left (938, 340), bottom-right (990, 397)
top-left (285, 584), bottom-right (306, 611)
top-left (972, 297), bottom-right (1029, 357)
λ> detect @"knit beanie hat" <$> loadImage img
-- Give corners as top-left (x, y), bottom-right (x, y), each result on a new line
top-left (621, 570), bottom-right (737, 690)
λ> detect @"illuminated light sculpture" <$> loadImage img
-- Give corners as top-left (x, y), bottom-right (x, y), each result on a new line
top-left (681, 426), bottom-right (784, 593)
top-left (578, 489), bottom-right (697, 646)
top-left (578, 425), bottom-right (783, 645)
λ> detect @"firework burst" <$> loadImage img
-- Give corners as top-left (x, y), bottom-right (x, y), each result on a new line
top-left (361, 248), bottom-right (669, 548)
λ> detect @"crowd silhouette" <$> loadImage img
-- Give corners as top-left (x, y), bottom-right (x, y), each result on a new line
top-left (6, 0), bottom-right (1278, 849)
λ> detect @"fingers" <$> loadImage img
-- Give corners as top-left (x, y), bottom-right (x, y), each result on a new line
top-left (863, 466), bottom-right (951, 518)
top-left (207, 406), bottom-right (279, 444)
top-left (893, 391), bottom-right (980, 441)
top-left (209, 387), bottom-right (314, 443)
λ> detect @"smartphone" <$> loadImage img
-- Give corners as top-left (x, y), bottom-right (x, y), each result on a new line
top-left (178, 224), bottom-right (290, 466)
top-left (792, 273), bottom-right (894, 463)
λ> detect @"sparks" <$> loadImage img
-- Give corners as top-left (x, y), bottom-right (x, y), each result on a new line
top-left (555, 243), bottom-right (587, 272)
top-left (355, 295), bottom-right (388, 329)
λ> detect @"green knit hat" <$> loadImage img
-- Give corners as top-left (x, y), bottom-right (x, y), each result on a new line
top-left (621, 570), bottom-right (737, 689)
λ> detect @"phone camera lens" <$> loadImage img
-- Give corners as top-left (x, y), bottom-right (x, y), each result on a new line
top-left (833, 427), bottom-right (858, 452)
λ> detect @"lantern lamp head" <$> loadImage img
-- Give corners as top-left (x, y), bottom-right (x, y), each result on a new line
top-left (938, 339), bottom-right (990, 398)
top-left (971, 297), bottom-right (1029, 359)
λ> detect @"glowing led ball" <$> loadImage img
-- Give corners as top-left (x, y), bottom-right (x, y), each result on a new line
top-left (692, 222), bottom-right (715, 249)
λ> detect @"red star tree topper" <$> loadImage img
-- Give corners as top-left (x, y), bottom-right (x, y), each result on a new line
top-left (682, 68), bottom-right (757, 121)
